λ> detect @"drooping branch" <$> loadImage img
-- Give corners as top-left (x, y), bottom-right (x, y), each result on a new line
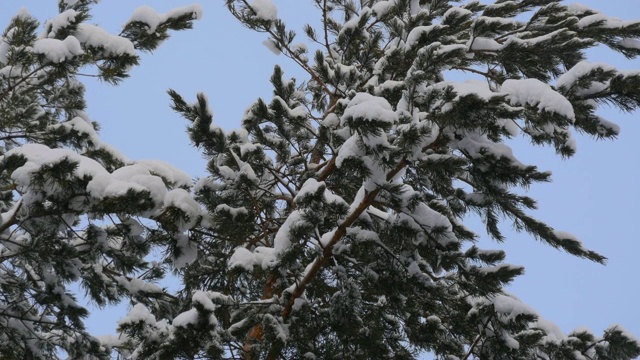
top-left (237, 0), bottom-right (336, 98)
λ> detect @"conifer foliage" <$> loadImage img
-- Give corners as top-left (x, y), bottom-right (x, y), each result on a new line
top-left (1, 0), bottom-right (640, 359)
top-left (0, 1), bottom-right (202, 358)
top-left (162, 0), bottom-right (640, 359)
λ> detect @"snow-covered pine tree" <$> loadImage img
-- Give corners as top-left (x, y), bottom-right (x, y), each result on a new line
top-left (124, 0), bottom-right (640, 359)
top-left (0, 1), bottom-right (202, 358)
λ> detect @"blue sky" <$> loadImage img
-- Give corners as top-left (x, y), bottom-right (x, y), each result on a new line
top-left (2, 0), bottom-right (639, 347)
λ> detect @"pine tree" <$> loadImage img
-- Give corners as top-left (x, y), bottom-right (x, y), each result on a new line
top-left (0, 1), bottom-right (202, 358)
top-left (4, 1), bottom-right (639, 359)
top-left (144, 0), bottom-right (640, 359)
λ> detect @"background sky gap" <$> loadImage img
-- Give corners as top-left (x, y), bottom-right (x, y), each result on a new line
top-left (1, 0), bottom-right (638, 345)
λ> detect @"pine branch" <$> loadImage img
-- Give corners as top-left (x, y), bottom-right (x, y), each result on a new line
top-left (451, 66), bottom-right (501, 83)
top-left (462, 315), bottom-right (492, 360)
top-left (322, 0), bottom-right (335, 63)
top-left (238, 0), bottom-right (337, 99)
top-left (0, 65), bottom-right (49, 101)
top-left (262, 160), bottom-right (408, 360)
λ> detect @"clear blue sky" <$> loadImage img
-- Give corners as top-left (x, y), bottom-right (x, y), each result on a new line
top-left (2, 0), bottom-right (639, 347)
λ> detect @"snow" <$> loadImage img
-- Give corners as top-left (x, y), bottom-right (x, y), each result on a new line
top-left (433, 80), bottom-right (498, 110)
top-left (0, 28), bottom-right (16, 64)
top-left (134, 160), bottom-right (192, 188)
top-left (3, 142), bottom-right (203, 257)
top-left (254, 246), bottom-right (278, 268)
top-left (172, 308), bottom-right (198, 327)
top-left (117, 303), bottom-right (156, 325)
top-left (109, 165), bottom-right (168, 204)
top-left (443, 7), bottom-right (472, 21)
top-left (292, 298), bottom-right (306, 311)
top-left (192, 291), bottom-right (217, 312)
top-left (217, 165), bottom-right (237, 180)
top-left (553, 230), bottom-right (586, 251)
top-left (341, 93), bottom-right (397, 125)
top-left (273, 210), bottom-right (303, 254)
top-left (194, 177), bottom-right (222, 192)
top-left (469, 293), bottom-right (538, 321)
top-left (263, 39), bottom-right (281, 55)
top-left (229, 247), bottom-right (255, 271)
top-left (32, 37), bottom-right (83, 63)
top-left (502, 79), bottom-right (575, 121)
top-left (371, 0), bottom-right (396, 18)
top-left (407, 261), bottom-right (421, 277)
top-left (14, 7), bottom-right (30, 20)
top-left (409, 0), bottom-right (422, 16)
top-left (173, 233), bottom-right (198, 268)
top-left (124, 218), bottom-right (144, 236)
top-left (291, 43), bottom-right (307, 54)
top-left (96, 334), bottom-right (126, 349)
top-left (250, 0), bottom-right (278, 21)
top-left (476, 15), bottom-right (518, 28)
top-left (239, 163), bottom-right (258, 182)
top-left (322, 113), bottom-right (340, 128)
top-left (592, 115), bottom-right (620, 136)
top-left (116, 276), bottom-right (163, 296)
top-left (612, 325), bottom-right (640, 343)
top-left (396, 185), bottom-right (456, 245)
top-left (577, 13), bottom-right (638, 29)
top-left (230, 150), bottom-right (258, 182)
top-left (127, 4), bottom-right (203, 33)
top-left (468, 37), bottom-right (502, 52)
top-left (336, 135), bottom-right (364, 167)
top-left (620, 38), bottom-right (640, 50)
top-left (535, 317), bottom-right (567, 344)
top-left (502, 333), bottom-right (520, 350)
top-left (42, 9), bottom-right (78, 38)
top-left (6, 144), bottom-right (108, 189)
top-left (294, 178), bottom-right (324, 201)
top-left (164, 188), bottom-right (202, 230)
top-left (75, 24), bottom-right (136, 56)
top-left (341, 17), bottom-right (361, 35)
top-left (228, 246), bottom-right (279, 270)
top-left (452, 131), bottom-right (525, 167)
top-left (556, 61), bottom-right (616, 92)
top-left (55, 116), bottom-right (100, 143)
top-left (405, 25), bottom-right (442, 49)
top-left (263, 314), bottom-right (289, 342)
top-left (215, 204), bottom-right (248, 217)
top-left (377, 80), bottom-right (404, 93)
top-left (62, 0), bottom-right (80, 6)
top-left (324, 187), bottom-right (347, 206)
top-left (566, 3), bottom-right (595, 14)
top-left (497, 118), bottom-right (519, 137)
top-left (319, 229), bottom-right (336, 247)
top-left (346, 227), bottom-right (379, 242)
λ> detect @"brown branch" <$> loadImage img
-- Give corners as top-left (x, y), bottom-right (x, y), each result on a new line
top-left (322, 0), bottom-right (335, 62)
top-left (317, 157), bottom-right (336, 181)
top-left (451, 66), bottom-right (500, 83)
top-left (263, 132), bottom-right (444, 360)
top-left (245, 226), bottom-right (278, 248)
top-left (0, 65), bottom-right (48, 101)
top-left (310, 94), bottom-right (341, 166)
top-left (262, 160), bottom-right (409, 360)
top-left (281, 158), bottom-right (407, 318)
top-left (462, 315), bottom-right (493, 360)
top-left (265, 166), bottom-right (297, 196)
top-left (243, 275), bottom-right (277, 360)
